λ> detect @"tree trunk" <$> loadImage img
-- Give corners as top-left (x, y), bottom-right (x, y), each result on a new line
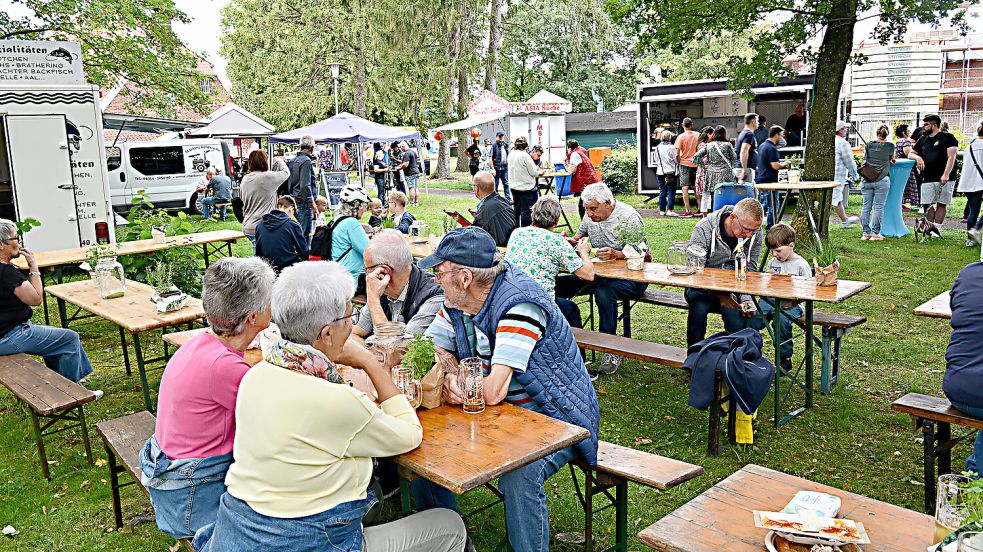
top-left (353, 47), bottom-right (368, 118)
top-left (455, 69), bottom-right (471, 173)
top-left (434, 68), bottom-right (457, 179)
top-left (796, 0), bottom-right (857, 242)
top-left (483, 0), bottom-right (505, 92)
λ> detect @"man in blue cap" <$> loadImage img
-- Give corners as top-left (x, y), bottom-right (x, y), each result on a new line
top-left (413, 226), bottom-right (599, 552)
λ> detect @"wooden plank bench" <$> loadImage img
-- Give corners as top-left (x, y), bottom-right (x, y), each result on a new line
top-left (624, 288), bottom-right (867, 393)
top-left (571, 440), bottom-right (703, 552)
top-left (891, 393), bottom-right (983, 514)
top-left (572, 328), bottom-right (736, 457)
top-left (95, 411), bottom-right (193, 550)
top-left (0, 353), bottom-right (95, 480)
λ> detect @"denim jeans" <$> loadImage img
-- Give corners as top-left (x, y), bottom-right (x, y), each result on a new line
top-left (201, 197), bottom-right (228, 221)
top-left (140, 436), bottom-right (232, 539)
top-left (948, 401), bottom-right (983, 475)
top-left (684, 288), bottom-right (749, 347)
top-left (657, 174), bottom-right (675, 212)
top-left (412, 445), bottom-right (578, 552)
top-left (555, 275), bottom-right (648, 335)
top-left (747, 300), bottom-right (802, 361)
top-left (861, 176), bottom-right (890, 234)
top-left (294, 201), bottom-right (313, 245)
top-left (0, 323), bottom-right (92, 382)
top-left (494, 164), bottom-right (511, 200)
top-left (966, 191), bottom-right (983, 232)
top-left (405, 174), bottom-right (419, 190)
top-left (512, 188), bottom-right (539, 227)
top-left (375, 177), bottom-right (388, 207)
top-left (555, 297), bottom-right (583, 329)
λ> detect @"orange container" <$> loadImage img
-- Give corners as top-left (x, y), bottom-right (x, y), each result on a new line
top-left (589, 147), bottom-right (611, 168)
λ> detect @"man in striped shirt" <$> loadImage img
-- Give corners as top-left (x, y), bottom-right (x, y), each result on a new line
top-left (412, 226), bottom-right (600, 552)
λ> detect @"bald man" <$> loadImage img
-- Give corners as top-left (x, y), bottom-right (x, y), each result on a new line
top-left (471, 171), bottom-right (516, 247)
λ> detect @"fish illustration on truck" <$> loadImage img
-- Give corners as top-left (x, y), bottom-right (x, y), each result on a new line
top-left (46, 47), bottom-right (75, 64)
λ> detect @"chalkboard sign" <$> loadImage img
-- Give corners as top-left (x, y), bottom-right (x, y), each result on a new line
top-left (323, 172), bottom-right (348, 210)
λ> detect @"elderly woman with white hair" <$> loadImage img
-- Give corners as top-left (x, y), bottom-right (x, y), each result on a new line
top-left (141, 256), bottom-right (276, 540)
top-left (0, 219), bottom-right (98, 391)
top-left (193, 261), bottom-right (467, 552)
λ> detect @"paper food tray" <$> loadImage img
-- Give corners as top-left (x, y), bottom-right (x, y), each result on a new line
top-left (753, 510), bottom-right (870, 545)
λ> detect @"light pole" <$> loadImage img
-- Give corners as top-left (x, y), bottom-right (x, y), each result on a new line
top-left (330, 63), bottom-right (340, 115)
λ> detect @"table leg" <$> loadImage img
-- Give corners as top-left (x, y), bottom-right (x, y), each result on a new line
top-left (203, 243), bottom-right (210, 267)
top-left (398, 475), bottom-right (412, 516)
top-left (805, 301), bottom-right (814, 408)
top-left (133, 333), bottom-right (154, 412)
top-left (799, 190), bottom-right (823, 245)
top-left (57, 297), bottom-right (69, 329)
top-left (773, 302), bottom-right (783, 428)
top-left (118, 326), bottom-right (131, 376)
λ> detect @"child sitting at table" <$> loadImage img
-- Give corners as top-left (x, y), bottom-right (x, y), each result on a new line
top-left (314, 195), bottom-right (329, 227)
top-left (749, 223), bottom-right (812, 372)
top-left (389, 191), bottom-right (416, 234)
top-left (367, 198), bottom-right (386, 230)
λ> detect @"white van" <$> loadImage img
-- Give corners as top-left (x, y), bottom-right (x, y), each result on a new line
top-left (106, 139), bottom-right (234, 214)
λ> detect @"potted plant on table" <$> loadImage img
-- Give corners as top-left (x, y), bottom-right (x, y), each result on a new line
top-left (402, 335), bottom-right (442, 409)
top-left (807, 239), bottom-right (839, 286)
top-left (615, 220), bottom-right (648, 270)
top-left (146, 260), bottom-right (189, 312)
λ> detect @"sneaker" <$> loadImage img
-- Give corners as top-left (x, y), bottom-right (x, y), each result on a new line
top-left (870, 234), bottom-right (885, 241)
top-left (842, 216), bottom-right (860, 228)
top-left (91, 389), bottom-right (104, 401)
top-left (597, 353), bottom-right (622, 375)
top-left (680, 211), bottom-right (693, 217)
top-left (969, 228), bottom-right (981, 245)
top-left (967, 238), bottom-right (977, 247)
top-left (587, 369), bottom-right (600, 382)
top-left (666, 211), bottom-right (680, 217)
top-left (861, 233), bottom-right (870, 241)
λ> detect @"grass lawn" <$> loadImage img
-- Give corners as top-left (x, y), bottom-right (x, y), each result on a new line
top-left (0, 174), bottom-right (978, 551)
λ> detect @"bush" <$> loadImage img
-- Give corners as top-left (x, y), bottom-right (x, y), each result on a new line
top-left (600, 142), bottom-right (638, 194)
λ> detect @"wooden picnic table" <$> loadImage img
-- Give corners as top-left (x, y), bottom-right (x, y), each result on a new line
top-left (638, 463), bottom-right (933, 552)
top-left (45, 279), bottom-right (205, 412)
top-left (913, 290), bottom-right (952, 319)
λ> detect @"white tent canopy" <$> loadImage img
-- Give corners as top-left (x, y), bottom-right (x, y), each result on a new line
top-left (187, 103), bottom-right (276, 138)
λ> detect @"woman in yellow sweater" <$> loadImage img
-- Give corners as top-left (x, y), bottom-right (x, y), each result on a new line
top-left (192, 261), bottom-right (467, 552)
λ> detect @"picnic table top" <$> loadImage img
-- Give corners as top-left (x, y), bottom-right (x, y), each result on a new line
top-left (592, 261), bottom-right (871, 304)
top-left (913, 290), bottom-right (951, 319)
top-left (163, 327), bottom-right (263, 365)
top-left (45, 279), bottom-right (205, 333)
top-left (395, 403), bottom-right (589, 495)
top-left (754, 181), bottom-right (840, 191)
top-left (12, 229), bottom-right (245, 270)
top-left (637, 464), bottom-right (933, 552)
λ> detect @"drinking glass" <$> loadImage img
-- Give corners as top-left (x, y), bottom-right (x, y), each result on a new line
top-left (391, 365), bottom-right (422, 408)
top-left (458, 357), bottom-right (485, 414)
top-left (960, 533), bottom-right (983, 552)
top-left (936, 474), bottom-right (971, 544)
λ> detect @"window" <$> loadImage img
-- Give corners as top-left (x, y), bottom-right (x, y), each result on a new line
top-left (105, 147), bottom-right (121, 171)
top-left (201, 78), bottom-right (212, 94)
top-left (128, 146), bottom-right (184, 176)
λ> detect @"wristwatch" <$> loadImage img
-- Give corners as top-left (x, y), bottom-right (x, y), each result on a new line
top-left (29, 271), bottom-right (40, 276)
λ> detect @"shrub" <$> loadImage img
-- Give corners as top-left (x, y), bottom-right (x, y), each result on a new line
top-left (600, 142), bottom-right (638, 195)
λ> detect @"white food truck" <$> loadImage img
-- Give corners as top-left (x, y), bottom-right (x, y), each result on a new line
top-left (0, 40), bottom-right (115, 252)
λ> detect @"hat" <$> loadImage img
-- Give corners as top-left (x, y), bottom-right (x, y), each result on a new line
top-left (496, 131), bottom-right (505, 137)
top-left (835, 120), bottom-right (850, 132)
top-left (418, 227), bottom-right (498, 270)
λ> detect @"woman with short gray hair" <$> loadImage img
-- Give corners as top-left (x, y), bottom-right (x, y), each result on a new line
top-left (141, 256), bottom-right (276, 540)
top-left (0, 218), bottom-right (98, 390)
top-left (194, 261), bottom-right (467, 552)
top-left (505, 196), bottom-right (594, 328)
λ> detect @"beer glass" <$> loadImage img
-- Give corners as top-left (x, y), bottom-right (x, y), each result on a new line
top-left (458, 357), bottom-right (485, 414)
top-left (959, 532), bottom-right (983, 552)
top-left (936, 474), bottom-right (971, 544)
top-left (391, 366), bottom-right (422, 408)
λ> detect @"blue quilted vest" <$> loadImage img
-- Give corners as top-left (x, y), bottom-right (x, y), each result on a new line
top-left (445, 263), bottom-right (600, 465)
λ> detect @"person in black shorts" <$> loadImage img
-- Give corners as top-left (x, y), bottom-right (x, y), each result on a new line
top-left (466, 138), bottom-right (481, 176)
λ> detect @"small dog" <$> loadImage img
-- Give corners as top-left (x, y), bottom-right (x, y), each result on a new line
top-left (913, 217), bottom-right (942, 242)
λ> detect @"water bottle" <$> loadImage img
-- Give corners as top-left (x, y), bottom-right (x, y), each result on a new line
top-left (735, 244), bottom-right (747, 281)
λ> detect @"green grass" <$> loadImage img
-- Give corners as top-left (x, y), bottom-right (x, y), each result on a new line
top-left (0, 175), bottom-right (978, 550)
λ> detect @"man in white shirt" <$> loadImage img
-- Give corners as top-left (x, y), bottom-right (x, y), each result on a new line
top-left (833, 121), bottom-right (861, 228)
top-left (507, 137), bottom-right (544, 227)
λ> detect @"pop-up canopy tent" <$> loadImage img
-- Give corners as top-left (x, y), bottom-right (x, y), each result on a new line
top-left (270, 112), bottom-right (421, 144)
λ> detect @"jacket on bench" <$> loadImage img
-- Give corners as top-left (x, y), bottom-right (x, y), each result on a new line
top-left (684, 328), bottom-right (774, 415)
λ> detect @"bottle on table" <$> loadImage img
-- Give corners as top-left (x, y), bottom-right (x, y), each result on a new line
top-left (735, 243), bottom-right (747, 281)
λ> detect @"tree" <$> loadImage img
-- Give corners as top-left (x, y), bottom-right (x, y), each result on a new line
top-left (608, 0), bottom-right (967, 238)
top-left (0, 0), bottom-right (211, 115)
top-left (641, 29), bottom-right (756, 82)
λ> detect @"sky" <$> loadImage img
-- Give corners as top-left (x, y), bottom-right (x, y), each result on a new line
top-left (172, 0), bottom-right (231, 87)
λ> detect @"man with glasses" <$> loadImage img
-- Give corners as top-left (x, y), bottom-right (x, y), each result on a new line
top-left (684, 198), bottom-right (765, 347)
top-left (910, 114), bottom-right (959, 235)
top-left (349, 230), bottom-right (443, 344)
top-left (412, 226), bottom-right (599, 552)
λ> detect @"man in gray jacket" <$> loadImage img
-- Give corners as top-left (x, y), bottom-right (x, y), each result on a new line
top-left (287, 135), bottom-right (318, 244)
top-left (685, 198), bottom-right (764, 347)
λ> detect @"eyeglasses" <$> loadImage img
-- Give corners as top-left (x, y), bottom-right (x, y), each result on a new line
top-left (734, 218), bottom-right (760, 235)
top-left (3, 236), bottom-right (22, 244)
top-left (431, 267), bottom-right (467, 282)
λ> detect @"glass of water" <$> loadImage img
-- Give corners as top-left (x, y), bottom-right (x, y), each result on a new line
top-left (936, 474), bottom-right (971, 544)
top-left (960, 532), bottom-right (983, 552)
top-left (458, 357), bottom-right (485, 414)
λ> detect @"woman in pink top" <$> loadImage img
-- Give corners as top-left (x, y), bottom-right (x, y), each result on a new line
top-left (140, 257), bottom-right (276, 540)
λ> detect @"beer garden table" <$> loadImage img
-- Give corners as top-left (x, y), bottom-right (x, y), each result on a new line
top-left (535, 169), bottom-right (575, 234)
top-left (45, 279), bottom-right (206, 412)
top-left (637, 464), bottom-right (934, 552)
top-left (913, 291), bottom-right (952, 319)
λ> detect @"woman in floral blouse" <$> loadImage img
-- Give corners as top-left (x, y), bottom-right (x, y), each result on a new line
top-left (894, 124), bottom-right (919, 208)
top-left (694, 126), bottom-right (713, 216)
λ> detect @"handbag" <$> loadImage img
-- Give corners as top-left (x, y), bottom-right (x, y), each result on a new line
top-left (656, 144), bottom-right (679, 186)
top-left (858, 162), bottom-right (880, 182)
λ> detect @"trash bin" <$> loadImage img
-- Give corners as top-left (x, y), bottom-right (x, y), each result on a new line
top-left (712, 182), bottom-right (755, 211)
top-left (554, 163), bottom-right (572, 196)
top-left (588, 147), bottom-right (611, 168)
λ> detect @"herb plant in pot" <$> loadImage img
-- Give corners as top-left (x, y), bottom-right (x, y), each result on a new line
top-left (402, 335), bottom-right (442, 409)
top-left (616, 220), bottom-right (648, 271)
top-left (808, 239), bottom-right (839, 286)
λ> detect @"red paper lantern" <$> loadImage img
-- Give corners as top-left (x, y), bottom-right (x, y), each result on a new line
top-left (434, 131), bottom-right (445, 141)
top-left (470, 127), bottom-right (482, 139)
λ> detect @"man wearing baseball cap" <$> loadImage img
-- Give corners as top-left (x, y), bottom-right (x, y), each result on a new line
top-left (490, 131), bottom-right (511, 201)
top-left (412, 226), bottom-right (599, 552)
top-left (833, 121), bottom-right (861, 228)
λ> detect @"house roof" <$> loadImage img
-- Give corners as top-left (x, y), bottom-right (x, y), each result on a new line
top-left (566, 111), bottom-right (637, 132)
top-left (187, 103), bottom-right (276, 137)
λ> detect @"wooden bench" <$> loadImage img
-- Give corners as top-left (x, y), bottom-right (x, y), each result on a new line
top-left (0, 353), bottom-right (95, 480)
top-left (891, 393), bottom-right (983, 514)
top-left (572, 440), bottom-right (703, 552)
top-left (572, 328), bottom-right (736, 457)
top-left (95, 411), bottom-right (192, 550)
top-left (624, 288), bottom-right (867, 393)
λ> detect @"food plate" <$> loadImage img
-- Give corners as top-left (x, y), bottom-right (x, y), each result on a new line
top-left (765, 531), bottom-right (863, 552)
top-left (754, 511), bottom-right (870, 545)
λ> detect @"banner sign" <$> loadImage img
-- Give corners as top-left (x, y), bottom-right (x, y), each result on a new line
top-left (0, 40), bottom-right (84, 84)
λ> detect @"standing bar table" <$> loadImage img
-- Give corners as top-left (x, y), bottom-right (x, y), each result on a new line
top-left (881, 158), bottom-right (916, 238)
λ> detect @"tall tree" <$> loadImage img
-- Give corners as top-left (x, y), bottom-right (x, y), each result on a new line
top-left (0, 0), bottom-right (211, 114)
top-left (608, 0), bottom-right (967, 237)
top-left (484, 0), bottom-right (505, 92)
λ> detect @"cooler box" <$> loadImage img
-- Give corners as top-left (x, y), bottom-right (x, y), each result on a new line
top-left (712, 182), bottom-right (755, 211)
top-left (588, 147), bottom-right (611, 168)
top-left (554, 163), bottom-right (572, 196)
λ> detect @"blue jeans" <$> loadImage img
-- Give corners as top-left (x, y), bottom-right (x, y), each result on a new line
top-left (861, 176), bottom-right (890, 234)
top-left (949, 401), bottom-right (983, 475)
top-left (513, 189), bottom-right (539, 227)
top-left (684, 288), bottom-right (749, 347)
top-left (748, 300), bottom-right (802, 361)
top-left (412, 445), bottom-right (578, 552)
top-left (555, 275), bottom-right (648, 335)
top-left (140, 436), bottom-right (232, 539)
top-left (294, 201), bottom-right (313, 245)
top-left (658, 174), bottom-right (675, 212)
top-left (375, 177), bottom-right (387, 207)
top-left (405, 174), bottom-right (419, 190)
top-left (201, 197), bottom-right (228, 221)
top-left (0, 323), bottom-right (92, 382)
top-left (494, 164), bottom-right (511, 200)
top-left (556, 297), bottom-right (583, 329)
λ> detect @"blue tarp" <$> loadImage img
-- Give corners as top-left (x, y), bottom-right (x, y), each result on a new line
top-left (269, 112), bottom-right (421, 144)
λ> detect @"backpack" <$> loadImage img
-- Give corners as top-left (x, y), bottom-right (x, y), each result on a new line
top-left (309, 215), bottom-right (352, 261)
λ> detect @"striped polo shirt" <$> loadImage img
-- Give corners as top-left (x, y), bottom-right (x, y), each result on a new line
top-left (425, 303), bottom-right (547, 410)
